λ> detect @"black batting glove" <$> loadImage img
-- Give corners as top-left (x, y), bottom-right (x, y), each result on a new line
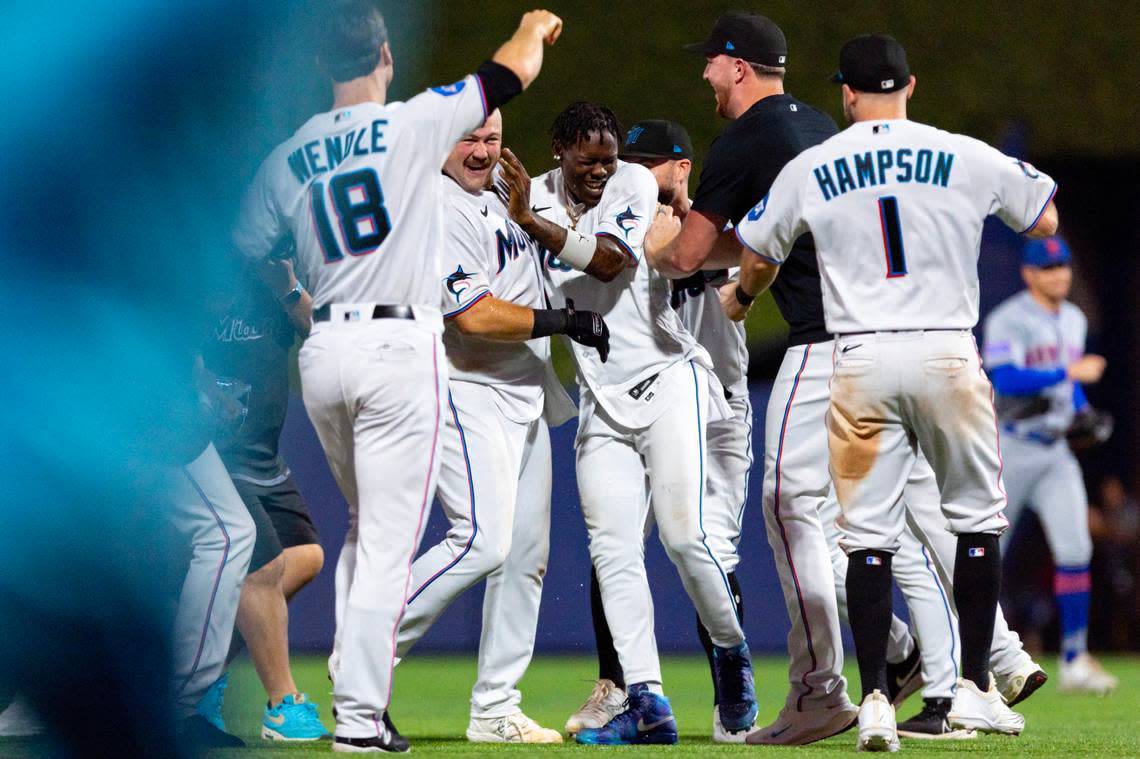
top-left (563, 298), bottom-right (610, 363)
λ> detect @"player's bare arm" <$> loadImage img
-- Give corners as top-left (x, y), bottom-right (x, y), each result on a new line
top-left (1024, 200), bottom-right (1059, 239)
top-left (646, 209), bottom-right (739, 277)
top-left (499, 148), bottom-right (626, 282)
top-left (491, 10), bottom-right (563, 89)
top-left (451, 294), bottom-right (610, 362)
top-left (720, 251), bottom-right (779, 322)
top-left (254, 257), bottom-right (313, 338)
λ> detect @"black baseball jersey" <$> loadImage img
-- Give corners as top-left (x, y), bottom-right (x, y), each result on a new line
top-left (692, 94), bottom-right (838, 346)
top-left (203, 273), bottom-right (296, 485)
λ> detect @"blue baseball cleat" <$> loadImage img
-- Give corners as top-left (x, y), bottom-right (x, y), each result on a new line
top-left (195, 672), bottom-right (228, 732)
top-left (575, 683), bottom-right (678, 745)
top-left (261, 693), bottom-right (331, 741)
top-left (712, 642), bottom-right (758, 733)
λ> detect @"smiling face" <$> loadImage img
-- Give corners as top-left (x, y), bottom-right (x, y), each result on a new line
top-left (703, 54), bottom-right (739, 117)
top-left (443, 110), bottom-right (502, 193)
top-left (555, 129), bottom-right (619, 208)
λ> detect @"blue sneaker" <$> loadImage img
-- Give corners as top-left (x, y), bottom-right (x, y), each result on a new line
top-left (576, 683), bottom-right (678, 745)
top-left (712, 642), bottom-right (758, 732)
top-left (261, 693), bottom-right (331, 741)
top-left (195, 673), bottom-right (227, 732)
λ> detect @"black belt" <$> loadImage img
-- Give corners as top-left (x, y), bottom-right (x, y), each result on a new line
top-left (836, 328), bottom-right (965, 337)
top-left (313, 304), bottom-right (416, 323)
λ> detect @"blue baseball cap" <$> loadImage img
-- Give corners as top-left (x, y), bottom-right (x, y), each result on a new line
top-left (1022, 236), bottom-right (1071, 267)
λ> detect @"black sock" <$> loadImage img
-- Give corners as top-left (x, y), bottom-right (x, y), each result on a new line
top-left (846, 549), bottom-right (894, 700)
top-left (590, 567), bottom-right (624, 689)
top-left (954, 533), bottom-right (1000, 690)
top-left (698, 571), bottom-right (744, 703)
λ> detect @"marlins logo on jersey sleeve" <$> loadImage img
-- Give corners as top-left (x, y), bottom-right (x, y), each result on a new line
top-left (593, 162), bottom-right (657, 263)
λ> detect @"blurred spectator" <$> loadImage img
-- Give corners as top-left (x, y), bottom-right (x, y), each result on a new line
top-left (1089, 476), bottom-right (1140, 650)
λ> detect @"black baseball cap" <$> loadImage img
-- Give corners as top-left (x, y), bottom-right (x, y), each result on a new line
top-left (831, 34), bottom-right (910, 93)
top-left (619, 119), bottom-right (694, 160)
top-left (684, 12), bottom-right (787, 68)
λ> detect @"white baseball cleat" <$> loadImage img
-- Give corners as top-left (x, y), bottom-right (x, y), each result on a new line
top-left (948, 677), bottom-right (1024, 735)
top-left (564, 679), bottom-right (626, 735)
top-left (712, 706), bottom-right (753, 743)
top-left (466, 711), bottom-right (562, 743)
top-left (746, 700), bottom-right (859, 745)
top-left (0, 697), bottom-right (43, 737)
top-left (993, 658), bottom-right (1048, 705)
top-left (1058, 653), bottom-right (1118, 695)
top-left (855, 690), bottom-right (899, 752)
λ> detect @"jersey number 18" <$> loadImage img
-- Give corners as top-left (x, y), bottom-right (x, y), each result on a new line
top-left (311, 168), bottom-right (392, 263)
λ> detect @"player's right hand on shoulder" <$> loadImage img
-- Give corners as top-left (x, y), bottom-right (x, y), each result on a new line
top-left (519, 10), bottom-right (563, 45)
top-left (564, 298), bottom-right (610, 363)
top-left (1067, 354), bottom-right (1106, 384)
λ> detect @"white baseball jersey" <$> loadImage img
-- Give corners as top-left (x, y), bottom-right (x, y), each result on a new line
top-left (737, 119), bottom-right (1057, 333)
top-left (671, 267), bottom-right (748, 391)
top-left (983, 291), bottom-right (1086, 438)
top-left (439, 178), bottom-right (550, 423)
top-left (233, 76), bottom-right (489, 311)
top-left (532, 162), bottom-right (713, 428)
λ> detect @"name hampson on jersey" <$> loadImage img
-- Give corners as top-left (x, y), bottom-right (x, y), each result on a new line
top-left (736, 119), bottom-right (1057, 334)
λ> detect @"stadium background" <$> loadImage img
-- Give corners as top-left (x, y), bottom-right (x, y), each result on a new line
top-left (236, 1), bottom-right (1140, 657)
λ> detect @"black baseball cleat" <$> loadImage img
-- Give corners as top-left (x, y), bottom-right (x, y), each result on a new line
top-left (179, 714), bottom-right (245, 749)
top-left (332, 712), bottom-right (410, 753)
top-left (886, 644), bottom-right (923, 706)
top-left (898, 697), bottom-right (977, 739)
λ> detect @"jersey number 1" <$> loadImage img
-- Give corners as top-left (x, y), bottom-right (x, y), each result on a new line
top-left (311, 168), bottom-right (392, 263)
top-left (878, 196), bottom-right (907, 278)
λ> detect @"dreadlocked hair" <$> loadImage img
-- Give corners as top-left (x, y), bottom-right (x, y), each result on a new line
top-left (550, 101), bottom-right (622, 151)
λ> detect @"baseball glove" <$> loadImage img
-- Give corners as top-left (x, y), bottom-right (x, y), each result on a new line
top-left (1067, 407), bottom-right (1114, 451)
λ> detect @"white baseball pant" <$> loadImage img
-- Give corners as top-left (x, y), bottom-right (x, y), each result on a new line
top-left (829, 330), bottom-right (1009, 552)
top-left (702, 380), bottom-right (753, 572)
top-left (998, 436), bottom-right (1092, 566)
top-left (577, 360), bottom-right (744, 686)
top-left (301, 313), bottom-right (446, 740)
top-left (168, 443), bottom-right (255, 719)
top-left (396, 380), bottom-right (551, 719)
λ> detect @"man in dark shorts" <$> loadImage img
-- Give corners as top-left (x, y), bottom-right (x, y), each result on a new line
top-left (200, 250), bottom-right (327, 741)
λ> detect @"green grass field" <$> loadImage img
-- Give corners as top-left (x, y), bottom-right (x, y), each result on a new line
top-left (5, 655), bottom-right (1139, 756)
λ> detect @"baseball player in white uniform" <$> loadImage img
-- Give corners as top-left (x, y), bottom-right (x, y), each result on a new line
top-left (725, 34), bottom-right (1059, 751)
top-left (393, 111), bottom-right (608, 745)
top-left (497, 102), bottom-right (756, 745)
top-left (983, 236), bottom-right (1118, 694)
top-left (619, 119), bottom-right (753, 742)
top-left (168, 439), bottom-right (256, 748)
top-left (232, 4), bottom-right (563, 751)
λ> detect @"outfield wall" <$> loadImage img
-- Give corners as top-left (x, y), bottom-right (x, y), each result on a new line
top-left (280, 383), bottom-right (835, 655)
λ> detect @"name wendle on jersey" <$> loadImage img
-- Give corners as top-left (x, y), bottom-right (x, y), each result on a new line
top-left (813, 146), bottom-right (954, 201)
top-left (285, 118), bottom-right (388, 185)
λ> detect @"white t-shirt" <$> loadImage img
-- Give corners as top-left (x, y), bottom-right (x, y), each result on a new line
top-left (532, 161), bottom-right (715, 428)
top-left (439, 178), bottom-right (550, 423)
top-left (233, 75), bottom-right (490, 318)
top-left (736, 119), bottom-right (1057, 333)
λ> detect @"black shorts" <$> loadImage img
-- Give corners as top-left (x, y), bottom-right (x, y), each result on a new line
top-left (234, 474), bottom-right (320, 573)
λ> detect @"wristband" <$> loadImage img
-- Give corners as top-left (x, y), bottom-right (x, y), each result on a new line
top-left (530, 308), bottom-right (569, 339)
top-left (734, 285), bottom-right (756, 307)
top-left (556, 229), bottom-right (597, 271)
top-left (279, 280), bottom-right (303, 305)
